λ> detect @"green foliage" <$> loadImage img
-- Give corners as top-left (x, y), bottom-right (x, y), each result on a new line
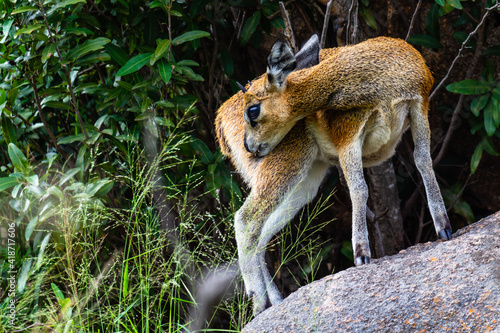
top-left (408, 3), bottom-right (443, 49)
top-left (447, 61), bottom-right (500, 173)
top-left (408, 1), bottom-right (500, 174)
top-left (0, 0), bottom-right (247, 331)
top-left (1, 0), bottom-right (499, 331)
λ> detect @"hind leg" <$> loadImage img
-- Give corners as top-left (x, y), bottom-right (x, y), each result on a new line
top-left (338, 137), bottom-right (371, 265)
top-left (409, 100), bottom-right (452, 239)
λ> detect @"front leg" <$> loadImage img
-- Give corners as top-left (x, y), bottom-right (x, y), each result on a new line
top-left (235, 162), bottom-right (329, 315)
top-left (339, 138), bottom-right (371, 265)
top-left (234, 203), bottom-right (272, 315)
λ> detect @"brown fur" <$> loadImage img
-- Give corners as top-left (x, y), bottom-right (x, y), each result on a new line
top-left (240, 37), bottom-right (434, 158)
top-left (215, 36), bottom-right (450, 316)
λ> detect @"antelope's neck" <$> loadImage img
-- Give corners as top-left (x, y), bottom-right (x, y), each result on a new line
top-left (286, 65), bottom-right (335, 117)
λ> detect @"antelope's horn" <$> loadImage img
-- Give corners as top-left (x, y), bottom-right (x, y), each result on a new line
top-left (236, 81), bottom-right (247, 93)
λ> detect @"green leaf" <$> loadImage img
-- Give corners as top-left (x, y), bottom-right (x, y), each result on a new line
top-left (104, 44), bottom-right (129, 66)
top-left (470, 94), bottom-right (490, 117)
top-left (0, 177), bottom-right (18, 192)
top-left (482, 45), bottom-right (500, 56)
top-left (47, 186), bottom-right (65, 200)
top-left (57, 134), bottom-right (87, 144)
top-left (240, 11), bottom-right (261, 46)
top-left (446, 79), bottom-right (492, 95)
top-left (484, 99), bottom-right (496, 136)
top-left (150, 39), bottom-right (171, 65)
top-left (76, 145), bottom-right (89, 180)
top-left (155, 100), bottom-right (174, 108)
top-left (75, 52), bottom-right (111, 66)
top-left (26, 216), bottom-right (39, 241)
top-left (177, 65), bottom-right (204, 81)
top-left (452, 31), bottom-right (468, 44)
top-left (493, 86), bottom-right (500, 100)
top-left (435, 0), bottom-right (445, 5)
top-left (93, 179), bottom-right (114, 197)
top-left (158, 59), bottom-right (172, 84)
top-left (64, 27), bottom-right (94, 36)
top-left (43, 101), bottom-right (70, 110)
top-left (116, 53), bottom-right (152, 76)
top-left (191, 139), bottom-right (213, 164)
top-left (481, 136), bottom-right (500, 156)
top-left (8, 143), bottom-right (30, 174)
top-left (359, 6), bottom-right (377, 30)
top-left (407, 34), bottom-right (442, 49)
top-left (54, 0), bottom-right (87, 9)
top-left (491, 95), bottom-right (500, 128)
top-left (36, 233), bottom-right (51, 270)
top-left (1, 19), bottom-right (14, 43)
top-left (172, 30), bottom-right (211, 46)
top-left (218, 49), bottom-right (233, 77)
top-left (42, 43), bottom-right (57, 63)
top-left (470, 144), bottom-right (482, 174)
top-left (18, 260), bottom-right (32, 293)
top-left (51, 283), bottom-right (65, 301)
top-left (83, 179), bottom-right (112, 197)
top-left (59, 168), bottom-right (80, 186)
top-left (177, 60), bottom-right (199, 67)
top-left (66, 37), bottom-right (110, 61)
top-left (2, 116), bottom-right (17, 145)
top-left (482, 59), bottom-right (495, 84)
top-left (447, 0), bottom-right (463, 10)
top-left (452, 198), bottom-right (475, 223)
top-left (11, 6), bottom-right (39, 14)
top-left (425, 4), bottom-right (440, 40)
top-left (134, 112), bottom-right (152, 121)
top-left (340, 240), bottom-right (353, 261)
top-left (123, 261), bottom-right (129, 297)
top-left (14, 24), bottom-right (44, 37)
top-left (154, 117), bottom-right (174, 127)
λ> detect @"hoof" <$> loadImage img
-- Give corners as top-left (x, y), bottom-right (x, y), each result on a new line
top-left (354, 256), bottom-right (370, 266)
top-left (438, 229), bottom-right (452, 240)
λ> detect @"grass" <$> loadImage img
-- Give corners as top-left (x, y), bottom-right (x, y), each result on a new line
top-left (0, 129), bottom-right (336, 332)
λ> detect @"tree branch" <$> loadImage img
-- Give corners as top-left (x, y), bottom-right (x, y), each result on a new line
top-left (403, 1), bottom-right (496, 220)
top-left (405, 0), bottom-right (422, 42)
top-left (28, 76), bottom-right (70, 162)
top-left (279, 1), bottom-right (297, 52)
top-left (433, 1), bottom-right (488, 167)
top-left (37, 0), bottom-right (90, 141)
top-left (321, 0), bottom-right (334, 48)
top-left (429, 2), bottom-right (500, 101)
top-left (346, 0), bottom-right (359, 45)
top-left (207, 0), bottom-right (220, 121)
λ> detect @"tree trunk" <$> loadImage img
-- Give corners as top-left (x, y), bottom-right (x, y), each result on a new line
top-left (366, 159), bottom-right (404, 257)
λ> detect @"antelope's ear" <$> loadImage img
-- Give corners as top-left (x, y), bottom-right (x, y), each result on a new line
top-left (295, 34), bottom-right (320, 70)
top-left (267, 40), bottom-right (296, 90)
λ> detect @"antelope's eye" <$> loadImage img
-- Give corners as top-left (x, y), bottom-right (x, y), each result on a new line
top-left (248, 104), bottom-right (260, 120)
top-left (248, 105), bottom-right (260, 120)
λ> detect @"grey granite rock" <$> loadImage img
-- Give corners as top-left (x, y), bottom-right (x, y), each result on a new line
top-left (243, 212), bottom-right (500, 333)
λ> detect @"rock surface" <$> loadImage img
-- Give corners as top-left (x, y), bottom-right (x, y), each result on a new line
top-left (243, 212), bottom-right (500, 332)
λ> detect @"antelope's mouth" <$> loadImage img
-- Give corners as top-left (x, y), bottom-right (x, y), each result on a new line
top-left (243, 135), bottom-right (270, 157)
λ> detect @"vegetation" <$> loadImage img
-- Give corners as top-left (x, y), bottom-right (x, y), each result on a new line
top-left (0, 0), bottom-right (499, 331)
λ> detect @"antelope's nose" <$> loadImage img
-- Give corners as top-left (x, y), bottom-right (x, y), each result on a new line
top-left (244, 136), bottom-right (269, 157)
top-left (244, 136), bottom-right (259, 155)
top-left (244, 136), bottom-right (251, 153)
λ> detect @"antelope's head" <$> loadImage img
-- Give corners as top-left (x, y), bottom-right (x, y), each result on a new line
top-left (241, 35), bottom-right (320, 157)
